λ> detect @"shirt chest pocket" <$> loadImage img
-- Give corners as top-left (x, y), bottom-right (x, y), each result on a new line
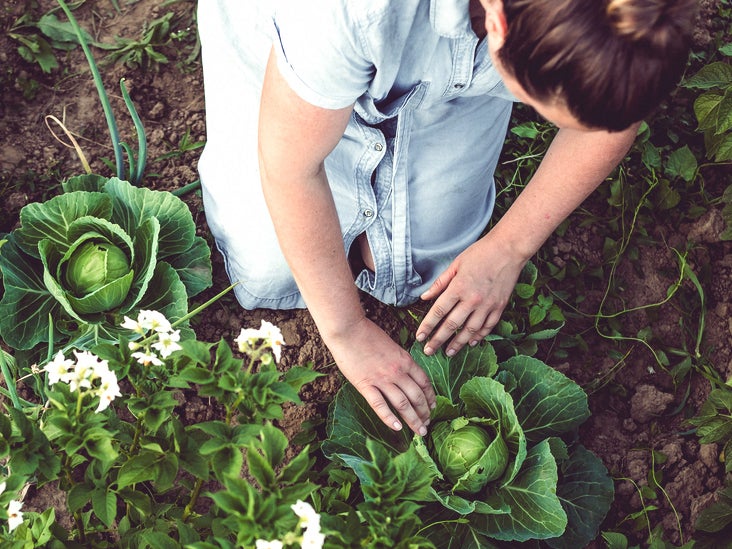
top-left (354, 82), bottom-right (429, 126)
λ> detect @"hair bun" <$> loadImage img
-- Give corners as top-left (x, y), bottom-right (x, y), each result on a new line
top-left (605, 0), bottom-right (696, 46)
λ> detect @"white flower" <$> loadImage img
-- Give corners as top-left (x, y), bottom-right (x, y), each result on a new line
top-left (120, 315), bottom-right (144, 333)
top-left (7, 499), bottom-right (23, 532)
top-left (291, 499), bottom-right (320, 532)
top-left (132, 351), bottom-right (164, 367)
top-left (95, 369), bottom-right (122, 413)
top-left (301, 529), bottom-right (326, 548)
top-left (137, 310), bottom-right (172, 333)
top-left (0, 481), bottom-right (6, 496)
top-left (259, 321), bottom-right (285, 363)
top-left (43, 351), bottom-right (74, 386)
top-left (255, 540), bottom-right (283, 549)
top-left (234, 327), bottom-right (264, 353)
top-left (152, 329), bottom-right (182, 358)
top-left (73, 351), bottom-right (109, 377)
top-left (60, 351), bottom-right (98, 392)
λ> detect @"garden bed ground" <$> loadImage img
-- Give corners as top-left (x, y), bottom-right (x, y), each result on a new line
top-left (1, 0), bottom-right (730, 546)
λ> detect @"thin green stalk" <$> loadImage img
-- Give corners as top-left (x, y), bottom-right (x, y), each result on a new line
top-left (57, 0), bottom-right (124, 179)
top-left (120, 78), bottom-right (148, 185)
top-left (182, 477), bottom-right (205, 521)
top-left (171, 180), bottom-right (202, 197)
top-left (171, 282), bottom-right (239, 329)
top-left (0, 350), bottom-right (22, 410)
top-left (120, 141), bottom-right (137, 182)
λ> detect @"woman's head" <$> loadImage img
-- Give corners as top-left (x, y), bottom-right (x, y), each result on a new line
top-left (484, 0), bottom-right (697, 131)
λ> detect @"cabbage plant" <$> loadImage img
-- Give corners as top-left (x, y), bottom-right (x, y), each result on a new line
top-left (0, 175), bottom-right (212, 350)
top-left (322, 343), bottom-right (614, 548)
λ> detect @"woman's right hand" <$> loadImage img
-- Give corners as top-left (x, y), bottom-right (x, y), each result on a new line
top-left (325, 316), bottom-right (436, 436)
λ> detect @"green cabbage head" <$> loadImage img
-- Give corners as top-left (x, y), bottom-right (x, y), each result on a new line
top-left (323, 343), bottom-right (614, 548)
top-left (430, 418), bottom-right (508, 492)
top-left (63, 241), bottom-right (133, 312)
top-left (0, 175), bottom-right (212, 350)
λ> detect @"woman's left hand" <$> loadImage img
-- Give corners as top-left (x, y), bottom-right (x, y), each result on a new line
top-left (416, 233), bottom-right (526, 356)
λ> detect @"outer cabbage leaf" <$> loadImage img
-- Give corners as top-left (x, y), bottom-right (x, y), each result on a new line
top-left (0, 234), bottom-right (61, 348)
top-left (473, 438), bottom-right (567, 541)
top-left (105, 178), bottom-right (195, 258)
top-left (322, 382), bottom-right (411, 463)
top-left (548, 444), bottom-right (615, 549)
top-left (165, 235), bottom-right (212, 297)
top-left (14, 191), bottom-right (112, 257)
top-left (412, 342), bottom-right (498, 404)
top-left (497, 355), bottom-right (590, 442)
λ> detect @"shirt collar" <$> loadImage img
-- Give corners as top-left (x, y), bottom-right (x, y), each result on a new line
top-left (430, 0), bottom-right (471, 38)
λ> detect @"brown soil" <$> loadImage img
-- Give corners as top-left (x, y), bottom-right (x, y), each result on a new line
top-left (1, 0), bottom-right (729, 546)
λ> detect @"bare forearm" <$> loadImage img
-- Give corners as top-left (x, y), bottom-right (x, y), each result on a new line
top-left (486, 125), bottom-right (638, 259)
top-left (261, 166), bottom-right (364, 339)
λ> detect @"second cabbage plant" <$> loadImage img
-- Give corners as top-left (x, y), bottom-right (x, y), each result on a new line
top-left (323, 343), bottom-right (614, 548)
top-left (0, 175), bottom-right (212, 351)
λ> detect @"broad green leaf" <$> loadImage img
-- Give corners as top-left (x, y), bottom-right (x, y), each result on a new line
top-left (714, 133), bottom-right (732, 162)
top-left (212, 445), bottom-right (244, 480)
top-left (322, 383), bottom-right (411, 462)
top-left (0, 235), bottom-right (60, 349)
top-left (665, 145), bottom-right (698, 182)
top-left (92, 487), bottom-right (117, 528)
top-left (37, 12), bottom-right (94, 44)
top-left (641, 142), bottom-right (662, 170)
top-left (258, 423), bottom-right (288, 467)
top-left (694, 500), bottom-right (732, 533)
top-left (474, 440), bottom-right (567, 541)
top-left (547, 445), bottom-right (615, 549)
top-left (514, 282), bottom-right (535, 299)
top-left (279, 445), bottom-right (313, 484)
top-left (248, 444), bottom-right (276, 488)
top-left (105, 177), bottom-right (196, 255)
top-left (684, 61), bottom-right (732, 89)
top-left (652, 179), bottom-right (682, 210)
top-left (14, 191), bottom-right (112, 257)
top-left (16, 35), bottom-right (58, 73)
top-left (510, 122), bottom-right (540, 139)
top-left (117, 452), bottom-right (159, 489)
top-left (694, 93), bottom-right (723, 131)
top-left (602, 531), bottom-right (629, 549)
top-left (411, 342), bottom-right (498, 405)
top-left (282, 365), bottom-right (324, 392)
top-left (498, 355), bottom-right (589, 442)
top-left (63, 173), bottom-right (108, 192)
top-left (165, 235), bottom-right (212, 297)
top-left (123, 216), bottom-right (160, 312)
top-left (717, 88), bottom-right (732, 134)
top-left (67, 483), bottom-right (93, 513)
top-left (140, 531), bottom-right (180, 549)
top-left (525, 324), bottom-right (564, 340)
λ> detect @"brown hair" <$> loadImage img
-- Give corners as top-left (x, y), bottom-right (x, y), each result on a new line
top-left (498, 0), bottom-right (698, 131)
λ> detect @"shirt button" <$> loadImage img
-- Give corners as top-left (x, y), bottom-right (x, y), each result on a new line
top-left (363, 209), bottom-right (374, 217)
top-left (374, 143), bottom-right (383, 152)
top-left (454, 83), bottom-right (465, 89)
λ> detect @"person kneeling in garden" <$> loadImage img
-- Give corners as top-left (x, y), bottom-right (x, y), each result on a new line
top-left (197, 0), bottom-right (695, 437)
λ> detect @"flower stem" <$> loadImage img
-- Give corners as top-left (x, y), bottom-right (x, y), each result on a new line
top-left (182, 477), bottom-right (204, 522)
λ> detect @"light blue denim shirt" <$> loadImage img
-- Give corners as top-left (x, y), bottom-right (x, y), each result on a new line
top-left (197, 0), bottom-right (516, 309)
